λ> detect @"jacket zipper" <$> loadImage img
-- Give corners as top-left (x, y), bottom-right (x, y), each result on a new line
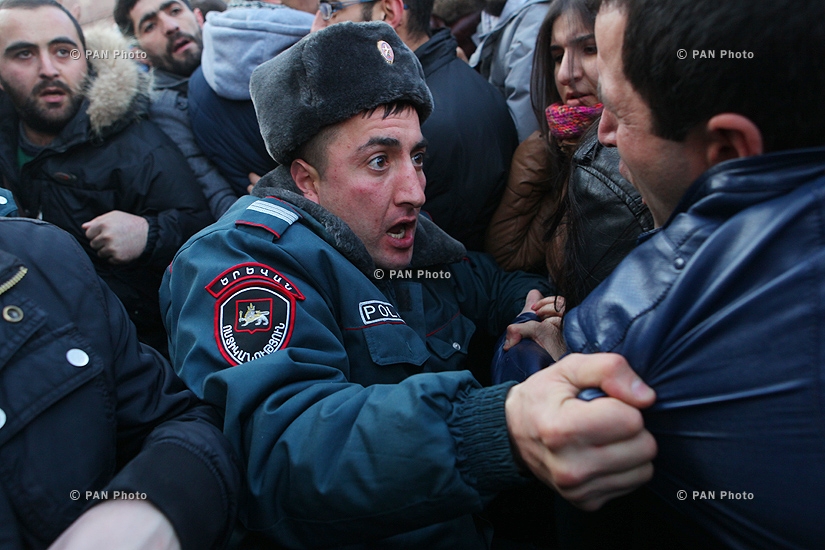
top-left (0, 266), bottom-right (27, 297)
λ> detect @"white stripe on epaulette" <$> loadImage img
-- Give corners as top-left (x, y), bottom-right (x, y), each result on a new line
top-left (247, 200), bottom-right (300, 224)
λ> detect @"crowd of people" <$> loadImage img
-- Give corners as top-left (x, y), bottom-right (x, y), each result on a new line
top-left (0, 0), bottom-right (822, 547)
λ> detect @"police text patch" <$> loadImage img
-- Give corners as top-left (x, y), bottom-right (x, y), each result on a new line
top-left (358, 300), bottom-right (405, 326)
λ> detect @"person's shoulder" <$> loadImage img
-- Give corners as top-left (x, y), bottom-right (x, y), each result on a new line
top-left (175, 195), bottom-right (309, 254)
top-left (0, 218), bottom-right (92, 274)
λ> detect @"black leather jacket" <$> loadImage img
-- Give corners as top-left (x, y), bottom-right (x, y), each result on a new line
top-left (566, 127), bottom-right (653, 299)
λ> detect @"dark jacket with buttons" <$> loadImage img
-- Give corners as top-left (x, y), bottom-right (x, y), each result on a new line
top-left (160, 166), bottom-right (552, 548)
top-left (0, 218), bottom-right (240, 550)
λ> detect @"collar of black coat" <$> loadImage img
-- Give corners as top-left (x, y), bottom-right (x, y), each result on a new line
top-left (253, 165), bottom-right (467, 275)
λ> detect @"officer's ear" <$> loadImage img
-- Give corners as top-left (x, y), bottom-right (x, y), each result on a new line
top-left (290, 159), bottom-right (322, 204)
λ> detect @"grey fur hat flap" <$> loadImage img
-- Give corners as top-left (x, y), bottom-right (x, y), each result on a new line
top-left (250, 21), bottom-right (434, 165)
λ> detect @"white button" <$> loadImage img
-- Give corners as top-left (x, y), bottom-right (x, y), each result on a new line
top-left (66, 348), bottom-right (89, 367)
top-left (0, 408), bottom-right (6, 430)
top-left (0, 196), bottom-right (7, 205)
top-left (452, 342), bottom-right (461, 351)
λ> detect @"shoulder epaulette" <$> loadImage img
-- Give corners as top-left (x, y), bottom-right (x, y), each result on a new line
top-left (235, 197), bottom-right (302, 239)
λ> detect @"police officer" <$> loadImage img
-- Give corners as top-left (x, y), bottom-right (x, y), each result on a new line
top-left (161, 21), bottom-right (656, 548)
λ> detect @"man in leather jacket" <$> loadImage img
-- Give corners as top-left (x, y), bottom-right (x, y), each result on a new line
top-left (510, 0), bottom-right (825, 547)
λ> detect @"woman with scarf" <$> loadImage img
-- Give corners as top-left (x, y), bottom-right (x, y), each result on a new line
top-left (486, 0), bottom-right (651, 314)
top-left (485, 3), bottom-right (655, 545)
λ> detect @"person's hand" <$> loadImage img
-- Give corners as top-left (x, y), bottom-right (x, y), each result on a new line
top-left (247, 172), bottom-right (261, 194)
top-left (82, 210), bottom-right (149, 264)
top-left (505, 353), bottom-right (657, 511)
top-left (48, 499), bottom-right (180, 550)
top-left (532, 295), bottom-right (565, 320)
top-left (504, 290), bottom-right (566, 359)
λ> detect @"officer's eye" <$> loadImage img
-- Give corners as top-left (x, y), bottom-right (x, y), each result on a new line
top-left (412, 152), bottom-right (425, 166)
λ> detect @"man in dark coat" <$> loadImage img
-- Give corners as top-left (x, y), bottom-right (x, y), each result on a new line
top-left (316, 0), bottom-right (518, 251)
top-left (0, 216), bottom-right (240, 549)
top-left (0, 0), bottom-right (214, 354)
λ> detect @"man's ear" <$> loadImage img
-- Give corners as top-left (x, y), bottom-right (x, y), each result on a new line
top-left (704, 113), bottom-right (764, 167)
top-left (194, 7), bottom-right (205, 27)
top-left (373, 0), bottom-right (405, 28)
top-left (290, 159), bottom-right (322, 204)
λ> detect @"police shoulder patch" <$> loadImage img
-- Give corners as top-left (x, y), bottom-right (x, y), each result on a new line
top-left (208, 263), bottom-right (304, 366)
top-left (235, 198), bottom-right (301, 239)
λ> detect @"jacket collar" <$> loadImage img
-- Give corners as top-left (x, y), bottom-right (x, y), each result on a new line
top-left (414, 28), bottom-right (457, 77)
top-left (151, 69), bottom-right (190, 94)
top-left (668, 146), bottom-right (825, 228)
top-left (253, 165), bottom-right (466, 275)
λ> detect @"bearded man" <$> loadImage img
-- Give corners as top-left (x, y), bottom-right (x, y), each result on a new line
top-left (0, 0), bottom-right (213, 354)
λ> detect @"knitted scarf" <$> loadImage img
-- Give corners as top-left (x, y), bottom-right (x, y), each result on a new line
top-left (546, 102), bottom-right (604, 140)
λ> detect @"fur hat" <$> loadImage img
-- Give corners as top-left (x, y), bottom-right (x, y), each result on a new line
top-left (250, 21), bottom-right (434, 165)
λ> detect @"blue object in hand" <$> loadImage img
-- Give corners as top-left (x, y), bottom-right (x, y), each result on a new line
top-left (491, 312), bottom-right (554, 384)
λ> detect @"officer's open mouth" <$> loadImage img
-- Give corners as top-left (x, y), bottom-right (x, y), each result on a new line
top-left (387, 221), bottom-right (414, 240)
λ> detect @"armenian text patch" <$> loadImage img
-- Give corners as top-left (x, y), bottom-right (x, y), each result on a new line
top-left (208, 263), bottom-right (304, 366)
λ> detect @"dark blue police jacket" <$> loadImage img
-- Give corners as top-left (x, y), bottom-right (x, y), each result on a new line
top-left (161, 166), bottom-right (552, 548)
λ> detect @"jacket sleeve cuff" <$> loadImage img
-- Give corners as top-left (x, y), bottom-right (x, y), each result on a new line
top-left (449, 382), bottom-right (529, 498)
top-left (105, 441), bottom-right (232, 550)
top-left (138, 215), bottom-right (160, 264)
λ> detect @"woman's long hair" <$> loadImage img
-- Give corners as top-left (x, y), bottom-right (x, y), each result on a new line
top-left (530, 0), bottom-right (599, 312)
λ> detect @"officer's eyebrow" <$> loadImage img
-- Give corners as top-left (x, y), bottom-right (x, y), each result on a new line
top-left (358, 137), bottom-right (401, 151)
top-left (357, 137), bottom-right (428, 153)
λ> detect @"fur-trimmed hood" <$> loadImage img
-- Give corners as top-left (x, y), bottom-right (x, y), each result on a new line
top-left (253, 166), bottom-right (467, 276)
top-left (82, 26), bottom-right (152, 137)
